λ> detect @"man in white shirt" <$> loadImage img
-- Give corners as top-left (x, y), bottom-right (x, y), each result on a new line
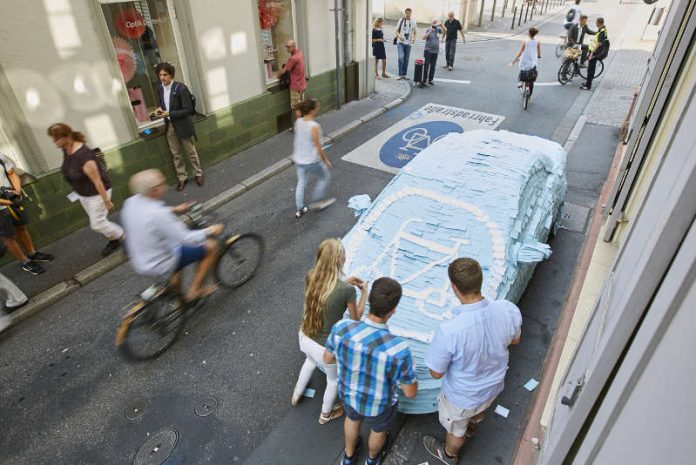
top-left (563, 0), bottom-right (582, 30)
top-left (423, 258), bottom-right (522, 465)
top-left (121, 169), bottom-right (224, 302)
top-left (394, 8), bottom-right (417, 80)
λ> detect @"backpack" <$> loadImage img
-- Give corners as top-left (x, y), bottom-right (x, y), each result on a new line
top-left (175, 82), bottom-right (203, 116)
top-left (566, 8), bottom-right (577, 23)
top-left (92, 147), bottom-right (108, 174)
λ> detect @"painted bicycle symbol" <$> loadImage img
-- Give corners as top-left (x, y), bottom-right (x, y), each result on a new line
top-left (379, 121), bottom-right (464, 168)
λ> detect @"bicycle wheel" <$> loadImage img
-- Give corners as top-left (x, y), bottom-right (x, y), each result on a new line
top-left (523, 86), bottom-right (530, 110)
top-left (119, 293), bottom-right (185, 361)
top-left (215, 233), bottom-right (264, 289)
top-left (555, 43), bottom-right (564, 58)
top-left (557, 59), bottom-right (572, 85)
top-left (579, 59), bottom-right (604, 79)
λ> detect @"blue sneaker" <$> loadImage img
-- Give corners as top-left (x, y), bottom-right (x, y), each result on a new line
top-left (365, 433), bottom-right (391, 465)
top-left (341, 437), bottom-right (362, 465)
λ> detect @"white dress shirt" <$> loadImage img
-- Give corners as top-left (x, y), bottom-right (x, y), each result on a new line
top-left (426, 298), bottom-right (522, 409)
top-left (121, 194), bottom-right (207, 276)
top-left (162, 83), bottom-right (172, 112)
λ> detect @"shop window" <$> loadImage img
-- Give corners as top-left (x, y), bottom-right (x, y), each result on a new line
top-left (100, 0), bottom-right (183, 126)
top-left (257, 0), bottom-right (295, 84)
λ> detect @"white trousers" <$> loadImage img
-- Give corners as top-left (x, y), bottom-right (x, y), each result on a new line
top-left (293, 331), bottom-right (338, 414)
top-left (0, 272), bottom-right (28, 309)
top-left (77, 189), bottom-right (123, 240)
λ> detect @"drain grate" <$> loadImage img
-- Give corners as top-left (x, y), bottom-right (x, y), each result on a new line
top-left (559, 202), bottom-right (591, 233)
top-left (194, 396), bottom-right (218, 417)
top-left (124, 399), bottom-right (149, 422)
top-left (134, 428), bottom-right (178, 465)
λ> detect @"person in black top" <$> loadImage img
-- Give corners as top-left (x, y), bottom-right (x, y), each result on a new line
top-left (581, 17), bottom-right (609, 90)
top-left (372, 18), bottom-right (389, 79)
top-left (442, 11), bottom-right (466, 70)
top-left (567, 15), bottom-right (594, 64)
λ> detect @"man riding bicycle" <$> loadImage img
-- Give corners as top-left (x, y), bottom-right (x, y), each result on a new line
top-left (567, 15), bottom-right (594, 65)
top-left (121, 169), bottom-right (224, 302)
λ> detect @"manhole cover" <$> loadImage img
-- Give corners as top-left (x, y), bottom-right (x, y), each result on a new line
top-left (559, 202), bottom-right (591, 233)
top-left (194, 396), bottom-right (218, 417)
top-left (133, 428), bottom-right (178, 465)
top-left (124, 399), bottom-right (148, 422)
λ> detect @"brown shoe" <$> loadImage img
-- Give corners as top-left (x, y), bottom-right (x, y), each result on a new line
top-left (177, 179), bottom-right (187, 191)
top-left (195, 175), bottom-right (204, 186)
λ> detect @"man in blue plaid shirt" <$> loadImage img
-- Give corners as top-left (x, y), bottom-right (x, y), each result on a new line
top-left (324, 277), bottom-right (418, 465)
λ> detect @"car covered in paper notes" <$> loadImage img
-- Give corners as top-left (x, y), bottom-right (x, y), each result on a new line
top-left (342, 130), bottom-right (567, 414)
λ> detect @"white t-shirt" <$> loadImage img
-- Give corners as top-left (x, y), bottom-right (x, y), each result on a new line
top-left (564, 5), bottom-right (581, 26)
top-left (0, 153), bottom-right (16, 211)
top-left (519, 39), bottom-right (539, 71)
top-left (292, 118), bottom-right (321, 165)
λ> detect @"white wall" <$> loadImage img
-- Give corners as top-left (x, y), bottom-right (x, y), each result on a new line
top-left (185, 0), bottom-right (264, 112)
top-left (383, 0), bottom-right (468, 23)
top-left (0, 0), bottom-right (133, 170)
top-left (305, 0), bottom-right (339, 76)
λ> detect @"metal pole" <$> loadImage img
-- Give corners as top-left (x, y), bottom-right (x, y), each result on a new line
top-left (365, 0), bottom-right (370, 97)
top-left (502, 0), bottom-right (508, 18)
top-left (479, 0), bottom-right (485, 27)
top-left (512, 6), bottom-right (517, 29)
top-left (518, 3), bottom-right (523, 25)
top-left (524, 2), bottom-right (529, 22)
top-left (530, 1), bottom-right (534, 20)
top-left (333, 0), bottom-right (341, 109)
top-left (491, 0), bottom-right (497, 21)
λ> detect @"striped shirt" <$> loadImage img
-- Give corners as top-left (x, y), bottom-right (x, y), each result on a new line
top-left (326, 319), bottom-right (417, 416)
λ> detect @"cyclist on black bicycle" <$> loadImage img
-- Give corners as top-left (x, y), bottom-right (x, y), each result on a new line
top-left (567, 15), bottom-right (594, 65)
top-left (121, 169), bottom-right (224, 303)
top-left (511, 27), bottom-right (541, 98)
top-left (581, 17), bottom-right (609, 91)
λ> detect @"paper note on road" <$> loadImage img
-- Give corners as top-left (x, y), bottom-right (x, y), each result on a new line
top-left (303, 388), bottom-right (316, 398)
top-left (524, 378), bottom-right (540, 391)
top-left (495, 405), bottom-right (510, 418)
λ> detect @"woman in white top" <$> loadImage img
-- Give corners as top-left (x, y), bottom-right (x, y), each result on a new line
top-left (292, 99), bottom-right (335, 218)
top-left (510, 27), bottom-right (541, 96)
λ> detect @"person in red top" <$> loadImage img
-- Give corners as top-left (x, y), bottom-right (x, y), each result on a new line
top-left (279, 40), bottom-right (307, 125)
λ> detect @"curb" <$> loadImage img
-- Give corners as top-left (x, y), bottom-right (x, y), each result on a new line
top-left (4, 82), bottom-right (412, 333)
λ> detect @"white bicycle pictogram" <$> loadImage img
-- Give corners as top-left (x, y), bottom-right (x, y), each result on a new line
top-left (399, 127), bottom-right (449, 153)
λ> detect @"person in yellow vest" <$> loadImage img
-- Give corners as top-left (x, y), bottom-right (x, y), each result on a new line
top-left (581, 17), bottom-right (609, 90)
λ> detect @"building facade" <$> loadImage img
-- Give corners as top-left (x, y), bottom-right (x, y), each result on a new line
top-left (0, 0), bottom-right (373, 245)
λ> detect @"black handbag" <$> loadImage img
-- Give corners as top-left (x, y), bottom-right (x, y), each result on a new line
top-left (393, 18), bottom-right (403, 44)
top-left (519, 67), bottom-right (538, 82)
top-left (279, 69), bottom-right (290, 89)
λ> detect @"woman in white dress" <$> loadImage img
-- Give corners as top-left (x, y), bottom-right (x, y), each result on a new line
top-left (510, 27), bottom-right (542, 97)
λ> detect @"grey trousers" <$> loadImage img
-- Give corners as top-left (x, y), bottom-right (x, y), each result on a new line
top-left (0, 272), bottom-right (27, 310)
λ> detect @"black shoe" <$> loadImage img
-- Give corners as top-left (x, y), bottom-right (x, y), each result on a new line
top-left (22, 260), bottom-right (45, 275)
top-left (29, 251), bottom-right (54, 263)
top-left (580, 84), bottom-right (591, 90)
top-left (101, 239), bottom-right (121, 257)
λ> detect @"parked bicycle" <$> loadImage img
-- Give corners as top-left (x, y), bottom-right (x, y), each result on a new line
top-left (557, 47), bottom-right (604, 85)
top-left (115, 203), bottom-right (264, 361)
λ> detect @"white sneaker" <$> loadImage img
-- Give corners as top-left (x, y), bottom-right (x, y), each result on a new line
top-left (295, 206), bottom-right (309, 218)
top-left (0, 314), bottom-right (12, 333)
top-left (310, 198), bottom-right (336, 211)
top-left (291, 391), bottom-right (303, 406)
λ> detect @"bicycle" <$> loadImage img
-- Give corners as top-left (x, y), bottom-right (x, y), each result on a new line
top-left (520, 80), bottom-right (532, 110)
top-left (557, 47), bottom-right (604, 85)
top-left (114, 203), bottom-right (264, 361)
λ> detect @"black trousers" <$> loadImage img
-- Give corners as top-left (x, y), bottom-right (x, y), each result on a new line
top-left (445, 38), bottom-right (457, 66)
top-left (585, 57), bottom-right (599, 88)
top-left (423, 51), bottom-right (438, 83)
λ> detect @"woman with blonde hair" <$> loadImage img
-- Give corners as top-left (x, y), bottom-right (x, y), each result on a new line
top-left (292, 238), bottom-right (368, 424)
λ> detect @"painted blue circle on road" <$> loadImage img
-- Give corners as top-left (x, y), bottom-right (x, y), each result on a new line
top-left (379, 121), bottom-right (464, 168)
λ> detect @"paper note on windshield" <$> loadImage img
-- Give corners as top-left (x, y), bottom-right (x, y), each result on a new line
top-left (67, 191), bottom-right (80, 203)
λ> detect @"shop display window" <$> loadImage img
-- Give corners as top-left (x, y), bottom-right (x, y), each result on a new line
top-left (257, 0), bottom-right (295, 84)
top-left (100, 0), bottom-right (183, 126)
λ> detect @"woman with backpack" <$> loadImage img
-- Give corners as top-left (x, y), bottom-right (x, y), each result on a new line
top-left (291, 238), bottom-right (368, 424)
top-left (48, 123), bottom-right (124, 257)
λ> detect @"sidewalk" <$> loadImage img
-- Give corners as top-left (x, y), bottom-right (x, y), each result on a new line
top-left (0, 77), bottom-right (410, 330)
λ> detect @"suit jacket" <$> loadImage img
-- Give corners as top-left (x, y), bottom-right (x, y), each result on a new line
top-left (157, 81), bottom-right (195, 140)
top-left (567, 23), bottom-right (595, 47)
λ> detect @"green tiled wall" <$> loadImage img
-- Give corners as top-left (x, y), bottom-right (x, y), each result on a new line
top-left (19, 69), bottom-right (345, 249)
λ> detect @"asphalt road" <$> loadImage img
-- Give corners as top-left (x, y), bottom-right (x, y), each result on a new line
top-left (0, 17), bottom-right (615, 465)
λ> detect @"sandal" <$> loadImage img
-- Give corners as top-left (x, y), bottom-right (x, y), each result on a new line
top-left (319, 403), bottom-right (344, 424)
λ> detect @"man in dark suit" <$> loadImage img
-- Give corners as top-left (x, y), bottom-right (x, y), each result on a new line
top-left (567, 15), bottom-right (594, 65)
top-left (155, 62), bottom-right (203, 191)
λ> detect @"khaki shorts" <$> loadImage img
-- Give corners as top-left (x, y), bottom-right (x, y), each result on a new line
top-left (438, 392), bottom-right (496, 437)
top-left (290, 89), bottom-right (305, 109)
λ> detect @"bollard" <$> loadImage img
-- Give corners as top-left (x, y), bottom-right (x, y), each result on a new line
top-left (491, 0), bottom-right (497, 21)
top-left (530, 1), bottom-right (534, 20)
top-left (479, 0), bottom-right (485, 26)
top-left (519, 3), bottom-right (524, 25)
top-left (512, 6), bottom-right (517, 29)
top-left (524, 2), bottom-right (529, 23)
top-left (503, 0), bottom-right (508, 18)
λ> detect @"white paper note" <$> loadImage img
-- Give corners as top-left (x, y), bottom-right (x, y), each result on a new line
top-left (67, 191), bottom-right (80, 203)
top-left (524, 378), bottom-right (540, 392)
top-left (303, 388), bottom-right (316, 398)
top-left (494, 405), bottom-right (510, 418)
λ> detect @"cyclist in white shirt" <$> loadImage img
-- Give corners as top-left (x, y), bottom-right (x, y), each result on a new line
top-left (563, 0), bottom-right (582, 30)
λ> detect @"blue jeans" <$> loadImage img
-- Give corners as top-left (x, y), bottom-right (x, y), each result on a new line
top-left (295, 162), bottom-right (331, 210)
top-left (397, 43), bottom-right (411, 76)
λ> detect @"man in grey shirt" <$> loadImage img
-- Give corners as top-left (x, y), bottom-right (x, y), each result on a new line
top-left (421, 19), bottom-right (444, 87)
top-left (121, 169), bottom-right (224, 302)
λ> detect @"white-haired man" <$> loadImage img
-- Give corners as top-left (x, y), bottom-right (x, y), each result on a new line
top-left (121, 169), bottom-right (224, 302)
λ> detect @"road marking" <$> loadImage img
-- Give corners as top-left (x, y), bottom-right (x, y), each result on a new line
top-left (535, 81), bottom-right (562, 86)
top-left (433, 78), bottom-right (471, 84)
